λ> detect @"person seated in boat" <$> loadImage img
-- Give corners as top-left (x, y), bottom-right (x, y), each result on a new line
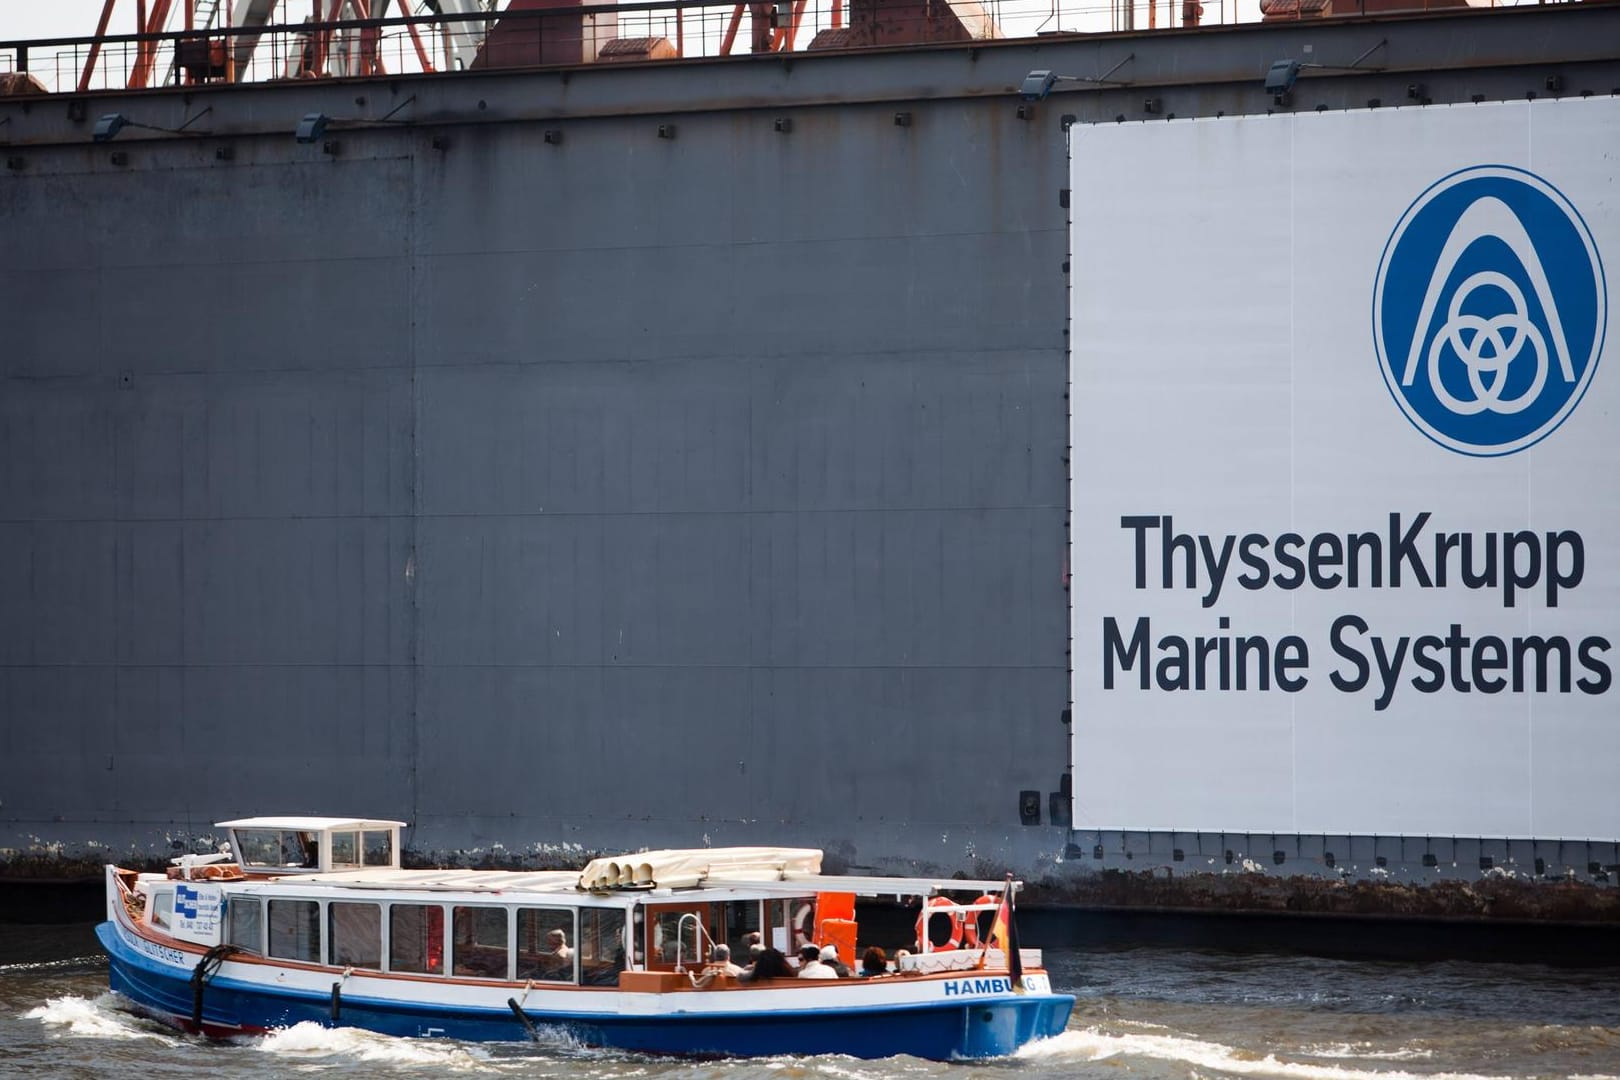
top-left (860, 946), bottom-right (890, 977)
top-left (796, 943), bottom-right (837, 979)
top-left (692, 943), bottom-right (744, 988)
top-left (705, 943), bottom-right (743, 977)
top-left (737, 946), bottom-right (792, 982)
top-left (544, 929), bottom-right (574, 963)
top-left (818, 944), bottom-right (851, 978)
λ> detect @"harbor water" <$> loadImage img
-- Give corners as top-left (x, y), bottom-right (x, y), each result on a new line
top-left (2, 922), bottom-right (1616, 1079)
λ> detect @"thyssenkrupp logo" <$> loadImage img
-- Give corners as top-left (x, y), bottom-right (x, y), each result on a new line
top-left (1373, 166), bottom-right (1606, 456)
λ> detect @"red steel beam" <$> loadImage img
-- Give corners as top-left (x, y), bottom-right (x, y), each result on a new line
top-left (77, 0), bottom-right (118, 92)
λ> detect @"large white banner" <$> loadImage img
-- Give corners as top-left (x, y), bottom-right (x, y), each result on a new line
top-left (1069, 98), bottom-right (1616, 840)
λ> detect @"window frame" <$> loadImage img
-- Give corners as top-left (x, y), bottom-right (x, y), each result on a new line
top-left (328, 899), bottom-right (383, 970)
top-left (266, 897), bottom-right (322, 964)
top-left (386, 901), bottom-right (447, 976)
top-left (451, 904), bottom-right (511, 981)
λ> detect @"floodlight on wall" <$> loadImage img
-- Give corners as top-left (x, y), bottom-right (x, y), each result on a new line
top-left (1021, 54), bottom-right (1137, 102)
top-left (1021, 70), bottom-right (1061, 101)
top-left (295, 113), bottom-right (329, 144)
top-left (93, 108), bottom-right (212, 142)
top-left (1264, 39), bottom-right (1386, 103)
top-left (93, 113), bottom-right (128, 141)
top-left (1264, 60), bottom-right (1302, 96)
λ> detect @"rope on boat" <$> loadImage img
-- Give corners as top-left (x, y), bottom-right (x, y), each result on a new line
top-left (507, 998), bottom-right (541, 1043)
top-left (189, 944), bottom-right (241, 1031)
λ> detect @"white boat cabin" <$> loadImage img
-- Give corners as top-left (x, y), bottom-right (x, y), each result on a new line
top-left (220, 816), bottom-right (406, 873)
top-left (127, 819), bottom-right (1017, 986)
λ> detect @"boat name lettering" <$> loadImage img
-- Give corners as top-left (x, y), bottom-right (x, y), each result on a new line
top-left (131, 934), bottom-right (187, 967)
top-left (942, 977), bottom-right (1011, 996)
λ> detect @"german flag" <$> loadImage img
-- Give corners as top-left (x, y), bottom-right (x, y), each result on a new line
top-left (978, 874), bottom-right (1024, 990)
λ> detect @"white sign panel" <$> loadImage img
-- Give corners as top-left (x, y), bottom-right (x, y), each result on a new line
top-left (172, 882), bottom-right (224, 946)
top-left (1069, 98), bottom-right (1616, 840)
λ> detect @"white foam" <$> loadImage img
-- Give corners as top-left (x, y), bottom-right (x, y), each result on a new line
top-left (1302, 1043), bottom-right (1436, 1062)
top-left (1018, 1026), bottom-right (1507, 1080)
top-left (255, 1021), bottom-right (495, 1069)
top-left (23, 993), bottom-right (174, 1042)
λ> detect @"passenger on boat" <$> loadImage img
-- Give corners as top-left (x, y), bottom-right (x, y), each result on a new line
top-left (545, 929), bottom-right (574, 962)
top-left (819, 944), bottom-right (852, 978)
top-left (736, 947), bottom-right (792, 982)
top-left (796, 943), bottom-right (837, 979)
top-left (692, 943), bottom-right (744, 988)
top-left (705, 943), bottom-right (743, 977)
top-left (860, 946), bottom-right (890, 978)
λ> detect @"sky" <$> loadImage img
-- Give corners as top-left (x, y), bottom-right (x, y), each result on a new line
top-left (1, 0), bottom-right (114, 43)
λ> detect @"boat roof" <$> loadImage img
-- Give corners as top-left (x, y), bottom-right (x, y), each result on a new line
top-left (206, 830), bottom-right (1019, 898)
top-left (253, 865), bottom-right (1018, 899)
top-left (216, 816), bottom-right (408, 831)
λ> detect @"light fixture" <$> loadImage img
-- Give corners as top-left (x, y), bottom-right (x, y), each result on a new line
top-left (93, 108), bottom-right (211, 142)
top-left (291, 99), bottom-right (411, 147)
top-left (1264, 39), bottom-right (1387, 103)
top-left (1021, 55), bottom-right (1137, 102)
top-left (93, 113), bottom-right (128, 142)
top-left (1264, 60), bottom-right (1302, 96)
top-left (294, 112), bottom-right (329, 144)
top-left (1020, 70), bottom-right (1061, 102)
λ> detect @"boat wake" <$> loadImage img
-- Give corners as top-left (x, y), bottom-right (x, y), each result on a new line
top-left (1299, 1043), bottom-right (1436, 1062)
top-left (1017, 1026), bottom-right (1512, 1080)
top-left (24, 992), bottom-right (176, 1042)
top-left (254, 1021), bottom-right (499, 1069)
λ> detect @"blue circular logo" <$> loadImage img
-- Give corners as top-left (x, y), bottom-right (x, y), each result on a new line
top-left (1373, 166), bottom-right (1606, 457)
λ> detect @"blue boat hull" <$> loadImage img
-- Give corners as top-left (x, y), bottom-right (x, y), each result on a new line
top-left (98, 923), bottom-right (1074, 1059)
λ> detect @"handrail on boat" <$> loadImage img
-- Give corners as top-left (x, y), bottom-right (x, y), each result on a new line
top-left (673, 911), bottom-right (718, 973)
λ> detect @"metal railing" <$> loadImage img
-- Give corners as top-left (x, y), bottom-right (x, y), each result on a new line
top-left (0, 0), bottom-right (1281, 95)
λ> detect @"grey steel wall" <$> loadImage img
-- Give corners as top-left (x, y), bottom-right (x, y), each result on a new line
top-left (3, 3), bottom-right (1619, 877)
top-left (0, 53), bottom-right (1070, 876)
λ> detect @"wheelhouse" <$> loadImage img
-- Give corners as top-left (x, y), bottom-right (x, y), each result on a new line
top-left (218, 816), bottom-right (405, 874)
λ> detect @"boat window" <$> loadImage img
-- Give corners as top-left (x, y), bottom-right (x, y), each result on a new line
top-left (363, 830), bottom-right (393, 867)
top-left (646, 905), bottom-right (703, 969)
top-left (151, 889), bottom-right (174, 930)
top-left (268, 899), bottom-right (321, 963)
top-left (579, 908), bottom-right (627, 987)
top-left (452, 906), bottom-right (509, 979)
top-left (389, 904), bottom-right (444, 975)
top-left (234, 829), bottom-right (320, 870)
top-left (226, 896), bottom-right (262, 954)
top-left (515, 907), bottom-right (575, 983)
top-left (720, 900), bottom-right (762, 958)
top-left (330, 832), bottom-right (360, 868)
top-left (329, 902), bottom-right (382, 969)
top-left (767, 898), bottom-right (817, 954)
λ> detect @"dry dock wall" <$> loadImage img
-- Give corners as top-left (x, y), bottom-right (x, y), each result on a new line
top-left (3, 5), bottom-right (1620, 899)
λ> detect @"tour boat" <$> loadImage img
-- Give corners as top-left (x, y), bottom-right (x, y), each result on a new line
top-left (96, 817), bottom-right (1074, 1060)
